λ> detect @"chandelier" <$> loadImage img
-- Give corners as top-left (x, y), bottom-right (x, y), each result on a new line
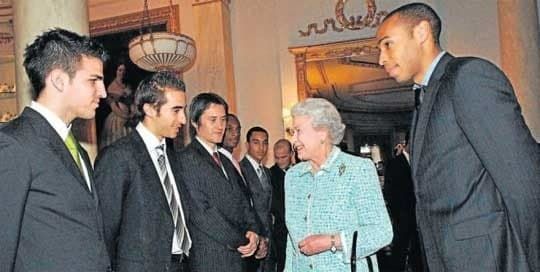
top-left (128, 0), bottom-right (196, 72)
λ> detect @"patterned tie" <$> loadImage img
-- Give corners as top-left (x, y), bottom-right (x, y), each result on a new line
top-left (65, 131), bottom-right (82, 170)
top-left (156, 145), bottom-right (191, 255)
top-left (257, 165), bottom-right (271, 191)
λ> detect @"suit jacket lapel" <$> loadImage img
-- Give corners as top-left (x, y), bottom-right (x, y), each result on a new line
top-left (168, 146), bottom-right (190, 220)
top-left (131, 131), bottom-right (171, 214)
top-left (192, 139), bottom-right (230, 183)
top-left (23, 108), bottom-right (92, 195)
top-left (79, 145), bottom-right (98, 200)
top-left (411, 53), bottom-right (454, 176)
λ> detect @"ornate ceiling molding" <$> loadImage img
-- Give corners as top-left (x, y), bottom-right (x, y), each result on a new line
top-left (290, 38), bottom-right (380, 61)
top-left (89, 5), bottom-right (179, 36)
top-left (299, 0), bottom-right (388, 37)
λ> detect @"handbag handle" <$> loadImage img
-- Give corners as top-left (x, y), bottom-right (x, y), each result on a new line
top-left (351, 231), bottom-right (358, 272)
top-left (351, 231), bottom-right (374, 272)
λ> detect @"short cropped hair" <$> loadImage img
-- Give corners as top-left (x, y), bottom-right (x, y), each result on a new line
top-left (227, 113), bottom-right (240, 125)
top-left (274, 138), bottom-right (292, 153)
top-left (23, 28), bottom-right (108, 99)
top-left (384, 2), bottom-right (442, 45)
top-left (131, 71), bottom-right (186, 124)
top-left (246, 126), bottom-right (268, 142)
top-left (291, 98), bottom-right (345, 145)
top-left (189, 92), bottom-right (229, 126)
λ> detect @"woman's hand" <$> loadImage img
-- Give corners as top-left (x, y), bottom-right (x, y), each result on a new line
top-left (298, 233), bottom-right (341, 256)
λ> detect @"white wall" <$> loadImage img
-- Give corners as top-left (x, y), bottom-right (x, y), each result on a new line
top-left (436, 0), bottom-right (501, 65)
top-left (230, 0), bottom-right (284, 163)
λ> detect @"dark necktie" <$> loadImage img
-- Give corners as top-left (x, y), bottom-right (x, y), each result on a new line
top-left (414, 85), bottom-right (426, 110)
top-left (156, 145), bottom-right (191, 254)
top-left (212, 152), bottom-right (222, 168)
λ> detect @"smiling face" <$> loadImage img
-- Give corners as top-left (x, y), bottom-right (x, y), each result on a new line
top-left (376, 15), bottom-right (423, 83)
top-left (222, 115), bottom-right (241, 150)
top-left (291, 115), bottom-right (327, 163)
top-left (193, 103), bottom-right (227, 148)
top-left (63, 55), bottom-right (106, 121)
top-left (145, 88), bottom-right (187, 140)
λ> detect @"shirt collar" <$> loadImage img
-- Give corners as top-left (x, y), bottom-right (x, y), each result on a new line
top-left (136, 122), bottom-right (166, 152)
top-left (245, 153), bottom-right (262, 170)
top-left (30, 101), bottom-right (71, 140)
top-left (195, 136), bottom-right (218, 156)
top-left (414, 51), bottom-right (446, 89)
top-left (218, 147), bottom-right (233, 159)
top-left (298, 146), bottom-right (341, 176)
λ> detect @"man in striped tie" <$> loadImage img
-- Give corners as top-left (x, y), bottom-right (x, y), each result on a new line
top-left (94, 71), bottom-right (192, 272)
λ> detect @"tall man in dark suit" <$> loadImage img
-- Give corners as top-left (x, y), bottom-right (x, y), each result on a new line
top-left (0, 28), bottom-right (111, 271)
top-left (377, 3), bottom-right (540, 271)
top-left (240, 126), bottom-right (273, 271)
top-left (94, 72), bottom-right (191, 272)
top-left (178, 93), bottom-right (261, 272)
top-left (383, 139), bottom-right (422, 272)
top-left (269, 139), bottom-right (293, 272)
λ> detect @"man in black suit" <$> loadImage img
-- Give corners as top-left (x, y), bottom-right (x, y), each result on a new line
top-left (178, 93), bottom-right (261, 272)
top-left (269, 139), bottom-right (293, 271)
top-left (94, 72), bottom-right (191, 271)
top-left (240, 126), bottom-right (273, 271)
top-left (219, 114), bottom-right (258, 208)
top-left (0, 28), bottom-right (111, 271)
top-left (377, 3), bottom-right (540, 271)
top-left (383, 139), bottom-right (422, 272)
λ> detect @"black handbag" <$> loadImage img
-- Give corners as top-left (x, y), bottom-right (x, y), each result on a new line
top-left (351, 231), bottom-right (374, 272)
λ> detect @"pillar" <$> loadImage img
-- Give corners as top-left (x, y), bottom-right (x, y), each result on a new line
top-left (498, 0), bottom-right (540, 141)
top-left (190, 0), bottom-right (237, 111)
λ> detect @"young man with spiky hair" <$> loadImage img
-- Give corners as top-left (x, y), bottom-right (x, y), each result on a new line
top-left (0, 28), bottom-right (111, 271)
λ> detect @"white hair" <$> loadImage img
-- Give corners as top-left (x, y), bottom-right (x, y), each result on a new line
top-left (291, 98), bottom-right (346, 145)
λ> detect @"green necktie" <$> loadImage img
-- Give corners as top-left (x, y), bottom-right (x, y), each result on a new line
top-left (65, 131), bottom-right (82, 170)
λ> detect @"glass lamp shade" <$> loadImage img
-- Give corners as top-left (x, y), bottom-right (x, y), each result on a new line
top-left (128, 31), bottom-right (196, 72)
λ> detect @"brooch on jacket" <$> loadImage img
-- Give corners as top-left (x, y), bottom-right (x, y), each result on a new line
top-left (338, 163), bottom-right (346, 176)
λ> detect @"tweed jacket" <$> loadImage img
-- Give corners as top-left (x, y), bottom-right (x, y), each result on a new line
top-left (285, 147), bottom-right (392, 272)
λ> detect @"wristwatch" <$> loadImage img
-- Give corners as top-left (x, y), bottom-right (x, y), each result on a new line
top-left (330, 234), bottom-right (337, 254)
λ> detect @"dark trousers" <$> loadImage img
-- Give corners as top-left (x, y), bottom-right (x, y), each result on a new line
top-left (273, 228), bottom-right (287, 272)
top-left (171, 254), bottom-right (189, 272)
top-left (390, 213), bottom-right (424, 272)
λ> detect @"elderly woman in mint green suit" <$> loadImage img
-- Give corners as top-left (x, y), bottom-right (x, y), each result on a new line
top-left (285, 98), bottom-right (392, 272)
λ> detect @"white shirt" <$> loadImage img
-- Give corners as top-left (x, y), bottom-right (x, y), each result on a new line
top-left (136, 123), bottom-right (191, 254)
top-left (218, 147), bottom-right (242, 174)
top-left (402, 150), bottom-right (410, 164)
top-left (30, 101), bottom-right (91, 191)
